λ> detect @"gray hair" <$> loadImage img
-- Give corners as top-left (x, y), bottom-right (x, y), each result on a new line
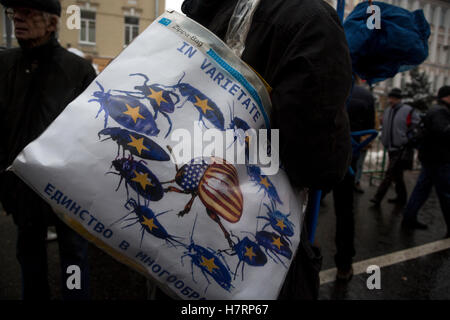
top-left (42, 12), bottom-right (61, 35)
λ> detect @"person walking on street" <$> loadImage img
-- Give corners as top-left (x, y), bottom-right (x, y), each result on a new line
top-left (0, 0), bottom-right (96, 299)
top-left (402, 86), bottom-right (450, 234)
top-left (370, 88), bottom-right (419, 206)
top-left (347, 75), bottom-right (376, 194)
top-left (329, 75), bottom-right (375, 282)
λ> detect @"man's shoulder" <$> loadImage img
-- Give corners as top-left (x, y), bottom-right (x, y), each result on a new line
top-left (54, 47), bottom-right (92, 69)
top-left (53, 47), bottom-right (96, 79)
top-left (427, 103), bottom-right (450, 117)
top-left (0, 48), bottom-right (21, 66)
top-left (255, 0), bottom-right (338, 30)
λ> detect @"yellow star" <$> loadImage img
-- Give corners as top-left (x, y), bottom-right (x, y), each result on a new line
top-left (193, 96), bottom-right (214, 114)
top-left (259, 176), bottom-right (271, 189)
top-left (123, 104), bottom-right (145, 123)
top-left (200, 256), bottom-right (219, 273)
top-left (271, 236), bottom-right (283, 250)
top-left (131, 171), bottom-right (153, 190)
top-left (147, 88), bottom-right (168, 106)
top-left (127, 135), bottom-right (149, 155)
top-left (244, 246), bottom-right (257, 261)
top-left (141, 216), bottom-right (158, 231)
top-left (276, 219), bottom-right (286, 230)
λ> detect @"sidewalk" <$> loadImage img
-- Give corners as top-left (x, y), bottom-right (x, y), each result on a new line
top-left (316, 171), bottom-right (450, 299)
top-left (1, 170), bottom-right (448, 299)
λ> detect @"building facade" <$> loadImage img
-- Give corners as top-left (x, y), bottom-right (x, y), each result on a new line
top-left (1, 0), bottom-right (165, 70)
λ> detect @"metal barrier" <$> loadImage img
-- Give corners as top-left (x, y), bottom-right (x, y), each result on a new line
top-left (361, 131), bottom-right (422, 186)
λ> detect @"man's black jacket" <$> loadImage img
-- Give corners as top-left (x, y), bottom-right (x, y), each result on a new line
top-left (182, 0), bottom-right (352, 191)
top-left (0, 36), bottom-right (96, 227)
top-left (347, 85), bottom-right (375, 133)
top-left (419, 100), bottom-right (450, 166)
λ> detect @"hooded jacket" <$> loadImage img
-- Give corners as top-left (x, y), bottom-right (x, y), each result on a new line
top-left (182, 0), bottom-right (352, 191)
top-left (0, 35), bottom-right (96, 226)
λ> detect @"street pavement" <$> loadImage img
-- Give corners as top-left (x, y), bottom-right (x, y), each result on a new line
top-left (0, 171), bottom-right (449, 300)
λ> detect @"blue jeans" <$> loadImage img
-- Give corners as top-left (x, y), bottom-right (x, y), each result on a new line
top-left (16, 213), bottom-right (90, 300)
top-left (404, 163), bottom-right (450, 230)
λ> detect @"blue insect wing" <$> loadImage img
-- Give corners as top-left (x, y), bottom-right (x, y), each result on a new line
top-left (267, 209), bottom-right (295, 237)
top-left (266, 182), bottom-right (283, 205)
top-left (118, 129), bottom-right (170, 161)
top-left (246, 165), bottom-right (261, 178)
top-left (256, 231), bottom-right (292, 260)
top-left (131, 162), bottom-right (164, 201)
top-left (233, 117), bottom-right (251, 131)
top-left (190, 245), bottom-right (232, 291)
top-left (112, 159), bottom-right (163, 201)
top-left (236, 237), bottom-right (267, 266)
top-left (107, 95), bottom-right (159, 136)
top-left (148, 84), bottom-right (176, 114)
top-left (135, 206), bottom-right (170, 239)
top-left (186, 93), bottom-right (225, 131)
top-left (271, 219), bottom-right (294, 237)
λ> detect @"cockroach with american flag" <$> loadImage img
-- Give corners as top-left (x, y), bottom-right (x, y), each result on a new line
top-left (162, 146), bottom-right (243, 249)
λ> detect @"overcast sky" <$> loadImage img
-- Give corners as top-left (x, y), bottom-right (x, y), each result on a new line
top-left (165, 0), bottom-right (184, 13)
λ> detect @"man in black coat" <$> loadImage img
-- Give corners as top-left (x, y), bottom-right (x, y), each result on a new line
top-left (0, 0), bottom-right (96, 299)
top-left (329, 76), bottom-right (375, 282)
top-left (402, 86), bottom-right (450, 234)
top-left (178, 0), bottom-right (352, 299)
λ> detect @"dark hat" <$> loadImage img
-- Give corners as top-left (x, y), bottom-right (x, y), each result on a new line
top-left (388, 88), bottom-right (403, 99)
top-left (0, 0), bottom-right (61, 16)
top-left (437, 85), bottom-right (450, 100)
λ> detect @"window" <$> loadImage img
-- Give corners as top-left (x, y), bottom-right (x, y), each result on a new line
top-left (80, 10), bottom-right (96, 44)
top-left (124, 16), bottom-right (139, 46)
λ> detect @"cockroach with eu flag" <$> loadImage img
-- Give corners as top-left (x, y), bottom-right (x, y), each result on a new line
top-left (163, 72), bottom-right (225, 131)
top-left (111, 198), bottom-right (184, 248)
top-left (89, 81), bottom-right (160, 137)
top-left (98, 127), bottom-right (170, 161)
top-left (114, 73), bottom-right (180, 138)
top-left (181, 215), bottom-right (233, 293)
top-left (108, 156), bottom-right (164, 204)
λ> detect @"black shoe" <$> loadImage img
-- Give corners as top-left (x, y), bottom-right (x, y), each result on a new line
top-left (388, 197), bottom-right (406, 205)
top-left (402, 219), bottom-right (428, 230)
top-left (370, 198), bottom-right (381, 206)
top-left (336, 266), bottom-right (353, 282)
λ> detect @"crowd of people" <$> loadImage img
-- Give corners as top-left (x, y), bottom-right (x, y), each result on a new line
top-left (0, 0), bottom-right (449, 300)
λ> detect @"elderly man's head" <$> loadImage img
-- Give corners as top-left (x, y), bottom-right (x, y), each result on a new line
top-left (387, 88), bottom-right (402, 107)
top-left (2, 0), bottom-right (61, 47)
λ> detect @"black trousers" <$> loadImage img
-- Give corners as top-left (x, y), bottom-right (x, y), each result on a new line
top-left (332, 171), bottom-right (355, 271)
top-left (373, 150), bottom-right (407, 203)
top-left (16, 213), bottom-right (90, 300)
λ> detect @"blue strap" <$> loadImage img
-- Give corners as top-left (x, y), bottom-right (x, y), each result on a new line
top-left (308, 190), bottom-right (322, 243)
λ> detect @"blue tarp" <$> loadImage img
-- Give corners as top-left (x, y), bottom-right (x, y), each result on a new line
top-left (344, 1), bottom-right (430, 85)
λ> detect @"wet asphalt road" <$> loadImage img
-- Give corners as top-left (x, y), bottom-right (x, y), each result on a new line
top-left (1, 171), bottom-right (449, 300)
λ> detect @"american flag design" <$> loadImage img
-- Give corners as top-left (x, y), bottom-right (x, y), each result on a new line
top-left (175, 158), bottom-right (209, 192)
top-left (198, 161), bottom-right (243, 223)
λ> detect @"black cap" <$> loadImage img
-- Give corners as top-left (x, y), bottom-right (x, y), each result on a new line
top-left (388, 88), bottom-right (403, 99)
top-left (438, 85), bottom-right (450, 100)
top-left (0, 0), bottom-right (61, 17)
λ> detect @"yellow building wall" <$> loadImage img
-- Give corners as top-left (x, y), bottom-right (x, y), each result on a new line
top-left (58, 0), bottom-right (165, 59)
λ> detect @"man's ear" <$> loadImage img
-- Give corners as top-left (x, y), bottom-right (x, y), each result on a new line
top-left (46, 15), bottom-right (59, 33)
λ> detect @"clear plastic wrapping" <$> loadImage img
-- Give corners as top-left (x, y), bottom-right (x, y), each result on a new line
top-left (225, 0), bottom-right (261, 57)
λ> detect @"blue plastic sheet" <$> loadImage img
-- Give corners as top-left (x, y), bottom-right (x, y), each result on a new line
top-left (344, 1), bottom-right (430, 84)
